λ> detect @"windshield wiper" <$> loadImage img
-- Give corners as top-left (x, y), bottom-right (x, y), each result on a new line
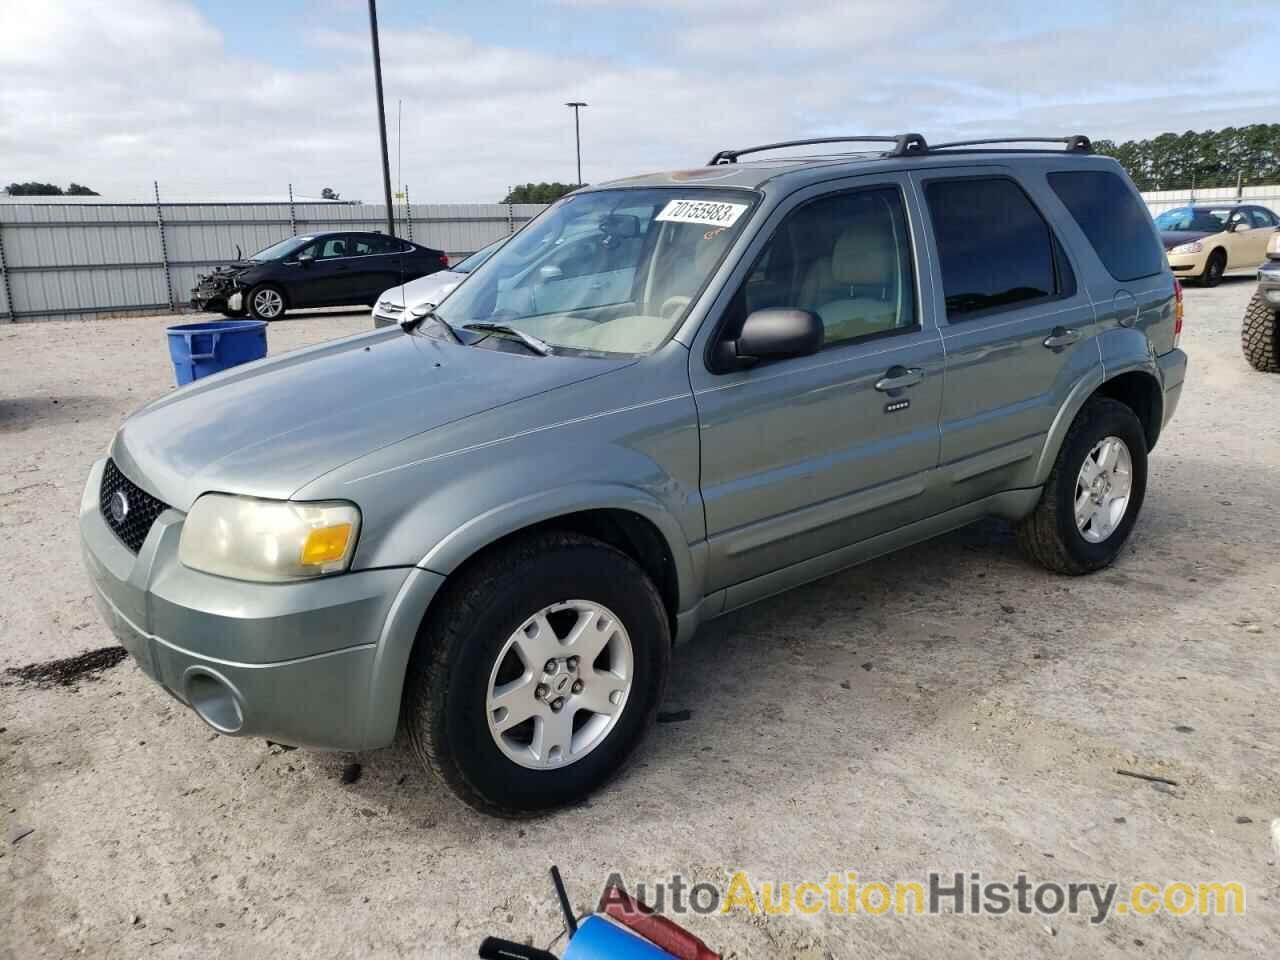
top-left (402, 303), bottom-right (463, 343)
top-left (462, 322), bottom-right (553, 356)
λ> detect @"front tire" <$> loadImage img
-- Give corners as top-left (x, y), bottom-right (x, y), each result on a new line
top-left (247, 283), bottom-right (286, 321)
top-left (403, 532), bottom-right (670, 816)
top-left (1242, 292), bottom-right (1280, 372)
top-left (1017, 397), bottom-right (1148, 575)
top-left (1199, 249), bottom-right (1226, 286)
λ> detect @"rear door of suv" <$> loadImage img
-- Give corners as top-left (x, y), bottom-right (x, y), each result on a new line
top-left (910, 165), bottom-right (1100, 506)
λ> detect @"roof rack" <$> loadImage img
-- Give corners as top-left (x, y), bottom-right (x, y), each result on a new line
top-left (708, 133), bottom-right (928, 165)
top-left (927, 135), bottom-right (1093, 154)
top-left (705, 133), bottom-right (1093, 166)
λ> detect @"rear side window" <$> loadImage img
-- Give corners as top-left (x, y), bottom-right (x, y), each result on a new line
top-left (1048, 170), bottom-right (1163, 282)
top-left (925, 178), bottom-right (1061, 319)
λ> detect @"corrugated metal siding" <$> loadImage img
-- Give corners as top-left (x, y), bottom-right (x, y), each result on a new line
top-left (0, 200), bottom-right (546, 322)
top-left (1142, 186), bottom-right (1280, 216)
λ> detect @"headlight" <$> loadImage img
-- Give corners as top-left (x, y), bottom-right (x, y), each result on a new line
top-left (1169, 241), bottom-right (1202, 255)
top-left (179, 494), bottom-right (360, 581)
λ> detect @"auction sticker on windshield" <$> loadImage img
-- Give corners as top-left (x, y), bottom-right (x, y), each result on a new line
top-left (656, 198), bottom-right (749, 227)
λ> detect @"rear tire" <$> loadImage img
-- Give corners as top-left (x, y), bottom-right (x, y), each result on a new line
top-left (1017, 397), bottom-right (1148, 575)
top-left (1242, 292), bottom-right (1280, 372)
top-left (403, 531), bottom-right (670, 816)
top-left (247, 283), bottom-right (286, 322)
top-left (1200, 249), bottom-right (1226, 286)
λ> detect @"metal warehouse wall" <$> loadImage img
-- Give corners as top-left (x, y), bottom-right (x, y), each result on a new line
top-left (0, 201), bottom-right (546, 322)
top-left (4, 187), bottom-right (1280, 323)
top-left (1143, 185), bottom-right (1280, 216)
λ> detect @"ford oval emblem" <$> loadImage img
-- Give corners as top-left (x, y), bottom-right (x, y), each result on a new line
top-left (109, 489), bottom-right (130, 525)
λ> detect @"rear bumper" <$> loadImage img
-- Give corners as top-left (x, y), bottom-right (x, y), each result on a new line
top-left (1158, 348), bottom-right (1188, 429)
top-left (79, 458), bottom-right (444, 750)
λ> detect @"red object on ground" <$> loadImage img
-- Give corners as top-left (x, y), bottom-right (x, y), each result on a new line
top-left (598, 886), bottom-right (720, 960)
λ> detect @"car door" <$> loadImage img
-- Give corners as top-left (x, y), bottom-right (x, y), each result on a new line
top-left (348, 233), bottom-right (405, 302)
top-left (288, 235), bottom-right (356, 306)
top-left (910, 166), bottom-right (1101, 507)
top-left (690, 175), bottom-right (945, 593)
top-left (1241, 208), bottom-right (1277, 267)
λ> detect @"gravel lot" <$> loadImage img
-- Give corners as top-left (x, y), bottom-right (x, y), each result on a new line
top-left (3, 285), bottom-right (1278, 959)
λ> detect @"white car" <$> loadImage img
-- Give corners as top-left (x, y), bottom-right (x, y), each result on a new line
top-left (372, 236), bottom-right (507, 328)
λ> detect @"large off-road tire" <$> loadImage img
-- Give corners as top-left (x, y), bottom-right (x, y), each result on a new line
top-left (1241, 292), bottom-right (1280, 372)
top-left (246, 283), bottom-right (287, 321)
top-left (403, 531), bottom-right (670, 817)
top-left (1017, 397), bottom-right (1148, 575)
top-left (1199, 248), bottom-right (1226, 286)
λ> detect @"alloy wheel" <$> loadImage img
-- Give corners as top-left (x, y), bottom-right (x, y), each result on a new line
top-left (485, 599), bottom-right (633, 770)
top-left (1074, 436), bottom-right (1133, 543)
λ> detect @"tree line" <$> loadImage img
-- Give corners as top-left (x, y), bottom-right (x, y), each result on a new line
top-left (4, 181), bottom-right (99, 196)
top-left (1094, 124), bottom-right (1280, 192)
top-left (501, 182), bottom-right (583, 204)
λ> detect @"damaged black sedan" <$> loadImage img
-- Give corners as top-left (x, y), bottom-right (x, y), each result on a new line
top-left (191, 231), bottom-right (449, 321)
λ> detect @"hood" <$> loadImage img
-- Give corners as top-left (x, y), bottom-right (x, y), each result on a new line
top-left (1160, 229), bottom-right (1212, 251)
top-left (377, 270), bottom-right (465, 310)
top-left (114, 329), bottom-right (628, 509)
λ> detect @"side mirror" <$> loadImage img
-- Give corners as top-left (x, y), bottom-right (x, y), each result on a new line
top-left (299, 254), bottom-right (315, 268)
top-left (718, 308), bottom-right (823, 369)
top-left (1230, 221), bottom-right (1250, 233)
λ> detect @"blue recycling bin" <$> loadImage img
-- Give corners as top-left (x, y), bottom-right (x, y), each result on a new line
top-left (166, 320), bottom-right (268, 385)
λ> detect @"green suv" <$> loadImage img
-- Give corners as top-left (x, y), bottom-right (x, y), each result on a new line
top-left (81, 134), bottom-right (1187, 815)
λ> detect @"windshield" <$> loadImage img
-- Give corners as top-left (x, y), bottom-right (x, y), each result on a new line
top-left (452, 236), bottom-right (506, 274)
top-left (250, 236), bottom-right (312, 261)
top-left (433, 188), bottom-right (758, 355)
top-left (1153, 207), bottom-right (1231, 232)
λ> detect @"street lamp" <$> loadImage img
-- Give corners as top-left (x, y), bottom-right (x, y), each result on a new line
top-left (565, 101), bottom-right (587, 186)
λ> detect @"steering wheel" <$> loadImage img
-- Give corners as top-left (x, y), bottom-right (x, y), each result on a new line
top-left (660, 296), bottom-right (691, 321)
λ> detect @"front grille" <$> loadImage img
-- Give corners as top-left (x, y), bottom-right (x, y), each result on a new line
top-left (100, 459), bottom-right (169, 553)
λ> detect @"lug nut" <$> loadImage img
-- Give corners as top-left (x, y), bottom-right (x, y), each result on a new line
top-left (544, 659), bottom-right (558, 675)
top-left (535, 683), bottom-right (550, 700)
top-left (551, 697), bottom-right (566, 712)
top-left (571, 680), bottom-right (584, 694)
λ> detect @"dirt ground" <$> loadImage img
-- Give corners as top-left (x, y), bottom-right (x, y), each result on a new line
top-left (2, 286), bottom-right (1278, 959)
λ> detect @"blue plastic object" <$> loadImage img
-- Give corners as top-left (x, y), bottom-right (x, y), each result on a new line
top-left (563, 916), bottom-right (676, 960)
top-left (166, 319), bottom-right (268, 385)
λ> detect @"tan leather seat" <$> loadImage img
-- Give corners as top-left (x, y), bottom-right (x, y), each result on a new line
top-left (800, 219), bottom-right (900, 342)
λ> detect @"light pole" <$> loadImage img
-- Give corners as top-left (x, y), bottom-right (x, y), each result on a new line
top-left (368, 0), bottom-right (396, 236)
top-left (565, 101), bottom-right (587, 186)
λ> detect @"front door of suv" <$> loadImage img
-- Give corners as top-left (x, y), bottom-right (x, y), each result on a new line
top-left (911, 168), bottom-right (1099, 507)
top-left (690, 176), bottom-right (945, 594)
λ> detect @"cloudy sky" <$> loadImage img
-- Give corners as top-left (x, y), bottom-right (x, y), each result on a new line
top-left (1, 0), bottom-right (1274, 202)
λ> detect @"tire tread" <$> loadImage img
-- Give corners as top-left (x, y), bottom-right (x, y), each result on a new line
top-left (1242, 292), bottom-right (1280, 372)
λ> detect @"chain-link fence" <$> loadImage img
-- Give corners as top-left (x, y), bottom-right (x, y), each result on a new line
top-left (0, 189), bottom-right (546, 322)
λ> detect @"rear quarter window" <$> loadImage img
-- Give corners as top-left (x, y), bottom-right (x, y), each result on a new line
top-left (1047, 170), bottom-right (1164, 282)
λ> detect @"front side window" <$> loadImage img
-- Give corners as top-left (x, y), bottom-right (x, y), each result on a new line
top-left (721, 187), bottom-right (917, 349)
top-left (926, 177), bottom-right (1062, 319)
top-left (434, 188), bottom-right (757, 355)
top-left (1048, 170), bottom-right (1164, 282)
top-left (1248, 208), bottom-right (1277, 229)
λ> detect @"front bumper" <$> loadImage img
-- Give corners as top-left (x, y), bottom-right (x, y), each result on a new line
top-left (1166, 251), bottom-right (1207, 275)
top-left (79, 458), bottom-right (443, 750)
top-left (1258, 260), bottom-right (1280, 304)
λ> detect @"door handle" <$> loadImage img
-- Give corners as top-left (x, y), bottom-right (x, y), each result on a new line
top-left (874, 366), bottom-right (924, 392)
top-left (1043, 327), bottom-right (1080, 348)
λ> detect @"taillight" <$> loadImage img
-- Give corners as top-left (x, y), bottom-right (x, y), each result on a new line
top-left (1173, 278), bottom-right (1183, 347)
top-left (439, 253), bottom-right (450, 268)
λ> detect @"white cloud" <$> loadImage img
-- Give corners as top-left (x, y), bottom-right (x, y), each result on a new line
top-left (0, 0), bottom-right (1274, 202)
